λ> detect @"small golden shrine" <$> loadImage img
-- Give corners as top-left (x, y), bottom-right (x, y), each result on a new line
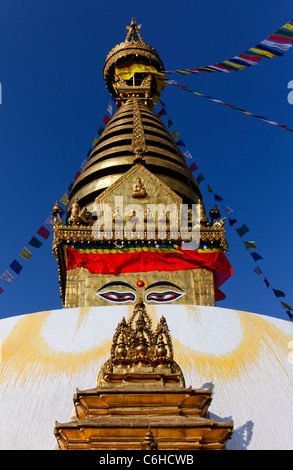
top-left (54, 303), bottom-right (233, 450)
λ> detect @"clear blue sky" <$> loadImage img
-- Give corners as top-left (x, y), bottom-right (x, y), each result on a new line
top-left (0, 0), bottom-right (292, 321)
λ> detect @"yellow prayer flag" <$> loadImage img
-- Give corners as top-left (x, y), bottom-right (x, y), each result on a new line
top-left (19, 247), bottom-right (32, 261)
top-left (223, 61), bottom-right (245, 69)
top-left (60, 193), bottom-right (69, 206)
top-left (283, 23), bottom-right (293, 31)
top-left (250, 48), bottom-right (276, 58)
top-left (115, 64), bottom-right (159, 81)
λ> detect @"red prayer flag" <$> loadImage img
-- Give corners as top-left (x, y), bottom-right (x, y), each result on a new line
top-left (37, 225), bottom-right (50, 240)
top-left (239, 54), bottom-right (262, 62)
top-left (268, 34), bottom-right (293, 42)
top-left (157, 108), bottom-right (167, 118)
top-left (189, 161), bottom-right (198, 172)
top-left (264, 278), bottom-right (270, 288)
top-left (229, 218), bottom-right (237, 226)
top-left (103, 115), bottom-right (111, 125)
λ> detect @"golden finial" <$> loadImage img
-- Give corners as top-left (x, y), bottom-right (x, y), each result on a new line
top-left (126, 17), bottom-right (143, 42)
top-left (209, 203), bottom-right (221, 226)
top-left (52, 201), bottom-right (62, 216)
top-left (141, 426), bottom-right (158, 450)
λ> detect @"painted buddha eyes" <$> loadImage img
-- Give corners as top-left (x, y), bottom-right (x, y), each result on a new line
top-left (98, 291), bottom-right (136, 303)
top-left (145, 291), bottom-right (183, 303)
top-left (96, 281), bottom-right (185, 304)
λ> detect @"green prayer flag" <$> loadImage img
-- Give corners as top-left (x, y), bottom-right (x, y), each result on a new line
top-left (236, 224), bottom-right (249, 237)
top-left (197, 173), bottom-right (205, 184)
top-left (273, 289), bottom-right (285, 298)
top-left (19, 247), bottom-right (32, 261)
top-left (28, 236), bottom-right (43, 248)
top-left (281, 301), bottom-right (293, 311)
top-left (207, 184), bottom-right (213, 192)
top-left (244, 241), bottom-right (256, 250)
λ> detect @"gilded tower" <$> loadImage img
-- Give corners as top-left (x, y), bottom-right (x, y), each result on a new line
top-left (52, 17), bottom-right (234, 451)
top-left (52, 18), bottom-right (232, 311)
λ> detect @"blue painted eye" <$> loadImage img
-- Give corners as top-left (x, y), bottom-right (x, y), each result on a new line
top-left (97, 291), bottom-right (136, 303)
top-left (145, 291), bottom-right (184, 303)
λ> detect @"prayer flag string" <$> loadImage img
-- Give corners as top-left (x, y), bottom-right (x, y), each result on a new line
top-left (156, 99), bottom-right (293, 321)
top-left (162, 19), bottom-right (293, 76)
top-left (160, 81), bottom-right (293, 133)
top-left (0, 98), bottom-right (116, 297)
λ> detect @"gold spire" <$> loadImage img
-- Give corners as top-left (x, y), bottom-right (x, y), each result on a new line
top-left (103, 18), bottom-right (164, 98)
top-left (125, 17), bottom-right (143, 42)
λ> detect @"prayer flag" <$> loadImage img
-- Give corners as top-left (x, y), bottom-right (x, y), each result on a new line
top-left (197, 173), bottom-right (205, 184)
top-left (92, 137), bottom-right (98, 147)
top-left (207, 184), bottom-right (213, 193)
top-left (244, 241), bottom-right (256, 250)
top-left (86, 149), bottom-right (92, 157)
top-left (60, 193), bottom-right (69, 207)
top-left (107, 101), bottom-right (113, 115)
top-left (0, 270), bottom-right (14, 284)
top-left (0, 287), bottom-right (3, 294)
top-left (273, 289), bottom-right (285, 298)
top-left (254, 44), bottom-right (284, 56)
top-left (45, 215), bottom-right (54, 228)
top-left (10, 260), bottom-right (22, 275)
top-left (157, 108), bottom-right (167, 118)
top-left (249, 47), bottom-right (276, 58)
top-left (19, 247), bottom-right (32, 261)
top-left (176, 140), bottom-right (185, 146)
top-left (171, 129), bottom-right (179, 140)
top-left (261, 39), bottom-right (292, 51)
top-left (229, 218), bottom-right (237, 226)
top-left (250, 252), bottom-right (263, 262)
top-left (103, 115), bottom-right (111, 125)
top-left (67, 182), bottom-right (74, 192)
top-left (276, 29), bottom-right (293, 37)
top-left (37, 225), bottom-right (50, 240)
top-left (254, 266), bottom-right (262, 275)
top-left (236, 224), bottom-right (249, 237)
top-left (281, 302), bottom-right (293, 311)
top-left (168, 119), bottom-right (173, 128)
top-left (80, 159), bottom-right (87, 169)
top-left (74, 171), bottom-right (81, 180)
top-left (183, 151), bottom-right (192, 159)
top-left (97, 126), bottom-right (104, 136)
top-left (189, 161), bottom-right (198, 172)
top-left (222, 205), bottom-right (234, 214)
top-left (29, 236), bottom-right (43, 248)
top-left (286, 310), bottom-right (293, 321)
top-left (268, 34), bottom-right (293, 43)
top-left (264, 278), bottom-right (270, 288)
top-left (214, 194), bottom-right (223, 202)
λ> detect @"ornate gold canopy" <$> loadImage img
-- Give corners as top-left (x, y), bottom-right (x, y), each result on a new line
top-left (104, 18), bottom-right (164, 97)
